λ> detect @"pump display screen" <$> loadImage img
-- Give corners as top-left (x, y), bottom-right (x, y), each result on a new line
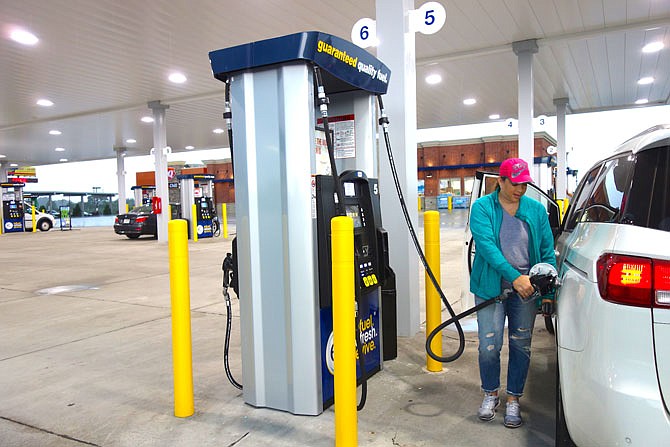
top-left (345, 205), bottom-right (362, 228)
top-left (343, 182), bottom-right (356, 197)
top-left (201, 201), bottom-right (208, 208)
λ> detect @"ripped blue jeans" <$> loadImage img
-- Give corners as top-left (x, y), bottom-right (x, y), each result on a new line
top-left (475, 293), bottom-right (537, 397)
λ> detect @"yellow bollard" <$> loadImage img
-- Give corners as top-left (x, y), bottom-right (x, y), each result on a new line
top-left (331, 216), bottom-right (357, 447)
top-left (168, 204), bottom-right (172, 221)
top-left (126, 202), bottom-right (129, 213)
top-left (424, 211), bottom-right (443, 372)
top-left (168, 219), bottom-right (194, 418)
top-left (32, 205), bottom-right (37, 232)
top-left (222, 203), bottom-right (228, 239)
top-left (191, 204), bottom-right (198, 242)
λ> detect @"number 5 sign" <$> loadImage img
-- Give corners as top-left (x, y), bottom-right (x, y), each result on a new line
top-left (411, 2), bottom-right (446, 35)
top-left (351, 2), bottom-right (446, 48)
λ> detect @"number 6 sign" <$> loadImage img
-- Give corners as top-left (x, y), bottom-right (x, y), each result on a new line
top-left (351, 17), bottom-right (378, 48)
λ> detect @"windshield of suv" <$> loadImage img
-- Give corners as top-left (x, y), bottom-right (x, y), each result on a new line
top-left (623, 144), bottom-right (670, 231)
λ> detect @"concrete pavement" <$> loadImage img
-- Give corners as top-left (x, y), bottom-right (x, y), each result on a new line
top-left (0, 209), bottom-right (557, 446)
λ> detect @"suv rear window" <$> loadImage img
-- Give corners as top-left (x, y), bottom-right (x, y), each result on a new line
top-left (623, 145), bottom-right (670, 231)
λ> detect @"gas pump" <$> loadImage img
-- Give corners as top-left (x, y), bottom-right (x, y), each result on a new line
top-left (209, 31), bottom-right (395, 415)
top-left (315, 170), bottom-right (390, 408)
top-left (130, 185), bottom-right (156, 206)
top-left (178, 173), bottom-right (215, 239)
top-left (1, 182), bottom-right (25, 233)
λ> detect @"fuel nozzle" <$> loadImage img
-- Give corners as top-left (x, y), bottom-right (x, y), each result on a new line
top-left (222, 252), bottom-right (234, 289)
top-left (528, 263), bottom-right (560, 296)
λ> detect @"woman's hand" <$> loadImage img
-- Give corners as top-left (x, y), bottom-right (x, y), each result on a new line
top-left (512, 275), bottom-right (534, 299)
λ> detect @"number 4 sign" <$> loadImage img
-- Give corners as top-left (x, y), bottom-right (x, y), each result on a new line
top-left (351, 2), bottom-right (446, 48)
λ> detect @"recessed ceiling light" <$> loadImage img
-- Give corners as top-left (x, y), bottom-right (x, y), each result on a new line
top-left (10, 163), bottom-right (19, 167)
top-left (54, 147), bottom-right (65, 152)
top-left (463, 98), bottom-right (477, 106)
top-left (36, 99), bottom-right (54, 107)
top-left (9, 28), bottom-right (39, 46)
top-left (49, 129), bottom-right (62, 135)
top-left (141, 116), bottom-right (154, 123)
top-left (489, 114), bottom-right (500, 120)
top-left (213, 128), bottom-right (225, 134)
top-left (168, 72), bottom-right (187, 84)
top-left (635, 98), bottom-right (649, 105)
top-left (425, 74), bottom-right (442, 85)
top-left (59, 158), bottom-right (68, 162)
top-left (642, 42), bottom-right (664, 53)
top-left (185, 145), bottom-right (195, 150)
top-left (0, 154), bottom-right (6, 158)
top-left (637, 76), bottom-right (654, 85)
top-left (126, 138), bottom-right (137, 144)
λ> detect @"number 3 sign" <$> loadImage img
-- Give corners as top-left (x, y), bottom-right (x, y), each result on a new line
top-left (351, 2), bottom-right (446, 48)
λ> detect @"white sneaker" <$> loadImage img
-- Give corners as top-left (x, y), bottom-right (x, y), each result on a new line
top-left (477, 392), bottom-right (500, 421)
top-left (504, 400), bottom-right (523, 428)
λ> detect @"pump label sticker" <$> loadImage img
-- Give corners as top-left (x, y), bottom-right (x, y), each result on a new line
top-left (317, 114), bottom-right (356, 159)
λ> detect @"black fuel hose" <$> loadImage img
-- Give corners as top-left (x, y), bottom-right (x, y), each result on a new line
top-left (424, 276), bottom-right (557, 362)
top-left (224, 80), bottom-right (234, 177)
top-left (221, 81), bottom-right (243, 390)
top-left (222, 253), bottom-right (243, 390)
top-left (376, 95), bottom-right (466, 362)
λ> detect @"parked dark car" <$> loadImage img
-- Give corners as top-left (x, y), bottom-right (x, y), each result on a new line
top-left (113, 205), bottom-right (157, 239)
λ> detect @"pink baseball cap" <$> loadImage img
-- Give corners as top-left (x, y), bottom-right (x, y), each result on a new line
top-left (499, 158), bottom-right (533, 184)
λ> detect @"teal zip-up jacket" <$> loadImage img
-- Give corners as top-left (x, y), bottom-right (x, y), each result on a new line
top-left (469, 189), bottom-right (556, 300)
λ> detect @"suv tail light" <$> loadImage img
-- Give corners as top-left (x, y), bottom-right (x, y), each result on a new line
top-left (136, 216), bottom-right (148, 223)
top-left (597, 254), bottom-right (670, 308)
top-left (114, 217), bottom-right (119, 224)
top-left (655, 261), bottom-right (670, 308)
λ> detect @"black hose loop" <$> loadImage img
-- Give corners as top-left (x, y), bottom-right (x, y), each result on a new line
top-left (376, 94), bottom-right (465, 362)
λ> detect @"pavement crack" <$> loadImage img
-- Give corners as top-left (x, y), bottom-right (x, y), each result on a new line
top-left (227, 431), bottom-right (250, 446)
top-left (0, 415), bottom-right (101, 446)
top-left (0, 315), bottom-right (169, 362)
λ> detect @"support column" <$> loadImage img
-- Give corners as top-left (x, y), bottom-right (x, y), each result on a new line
top-left (513, 39), bottom-right (538, 166)
top-left (115, 147), bottom-right (127, 214)
top-left (554, 98), bottom-right (569, 200)
top-left (0, 164), bottom-right (8, 182)
top-left (376, 0), bottom-right (420, 337)
top-left (149, 100), bottom-right (170, 242)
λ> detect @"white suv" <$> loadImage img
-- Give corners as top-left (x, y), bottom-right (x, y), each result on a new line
top-left (554, 125), bottom-right (670, 446)
top-left (462, 125), bottom-right (670, 445)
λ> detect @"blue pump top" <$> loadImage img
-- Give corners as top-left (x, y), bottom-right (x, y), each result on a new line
top-left (209, 31), bottom-right (390, 95)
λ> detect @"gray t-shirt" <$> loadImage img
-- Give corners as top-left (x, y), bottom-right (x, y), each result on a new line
top-left (500, 209), bottom-right (530, 289)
